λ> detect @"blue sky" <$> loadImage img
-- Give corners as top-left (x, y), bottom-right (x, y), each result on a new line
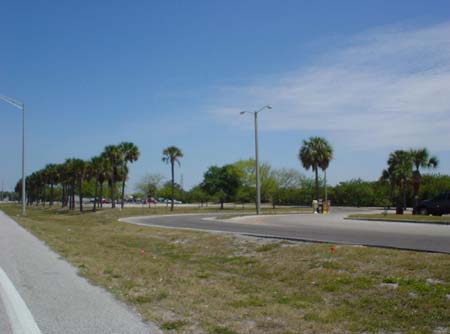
top-left (1, 1), bottom-right (450, 191)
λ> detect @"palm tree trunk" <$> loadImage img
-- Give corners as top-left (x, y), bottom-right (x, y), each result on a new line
top-left (50, 183), bottom-right (54, 207)
top-left (93, 177), bottom-right (98, 212)
top-left (99, 181), bottom-right (103, 208)
top-left (111, 166), bottom-right (116, 208)
top-left (43, 186), bottom-right (46, 207)
top-left (413, 169), bottom-right (420, 213)
top-left (171, 162), bottom-right (175, 211)
top-left (403, 180), bottom-right (407, 210)
top-left (79, 178), bottom-right (83, 212)
top-left (314, 166), bottom-right (319, 201)
top-left (61, 184), bottom-right (65, 208)
top-left (69, 184), bottom-right (72, 209)
top-left (389, 183), bottom-right (393, 207)
top-left (68, 184), bottom-right (71, 209)
top-left (324, 169), bottom-right (328, 204)
top-left (121, 162), bottom-right (126, 210)
top-left (71, 181), bottom-right (75, 210)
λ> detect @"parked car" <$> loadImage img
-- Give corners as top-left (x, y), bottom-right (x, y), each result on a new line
top-left (89, 198), bottom-right (106, 204)
top-left (416, 192), bottom-right (450, 216)
top-left (146, 197), bottom-right (158, 204)
top-left (163, 199), bottom-right (183, 204)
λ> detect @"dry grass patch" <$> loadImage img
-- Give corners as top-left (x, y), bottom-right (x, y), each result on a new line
top-left (1, 204), bottom-right (449, 334)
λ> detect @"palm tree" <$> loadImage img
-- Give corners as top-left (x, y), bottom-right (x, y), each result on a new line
top-left (162, 146), bottom-right (183, 211)
top-left (64, 160), bottom-right (73, 209)
top-left (71, 158), bottom-right (87, 212)
top-left (90, 156), bottom-right (106, 212)
top-left (57, 162), bottom-right (70, 208)
top-left (63, 158), bottom-right (86, 211)
top-left (380, 168), bottom-right (394, 206)
top-left (45, 163), bottom-right (58, 207)
top-left (118, 142), bottom-right (140, 209)
top-left (410, 148), bottom-right (438, 210)
top-left (387, 150), bottom-right (413, 212)
top-left (299, 137), bottom-right (333, 203)
top-left (103, 145), bottom-right (121, 208)
top-left (38, 169), bottom-right (48, 207)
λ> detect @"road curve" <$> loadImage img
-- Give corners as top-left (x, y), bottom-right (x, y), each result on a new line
top-left (0, 211), bottom-right (161, 334)
top-left (121, 211), bottom-right (450, 254)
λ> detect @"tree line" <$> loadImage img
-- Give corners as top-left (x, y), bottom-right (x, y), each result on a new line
top-left (136, 142), bottom-right (444, 210)
top-left (380, 148), bottom-right (438, 212)
top-left (15, 142), bottom-right (139, 212)
top-left (14, 135), bottom-right (445, 211)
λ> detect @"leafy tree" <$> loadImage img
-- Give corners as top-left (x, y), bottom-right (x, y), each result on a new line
top-left (235, 186), bottom-right (253, 207)
top-left (185, 185), bottom-right (209, 206)
top-left (136, 173), bottom-right (165, 202)
top-left (299, 136), bottom-right (333, 202)
top-left (201, 164), bottom-right (242, 209)
top-left (271, 168), bottom-right (303, 208)
top-left (233, 159), bottom-right (276, 203)
top-left (157, 182), bottom-right (183, 203)
top-left (419, 174), bottom-right (450, 200)
top-left (162, 146), bottom-right (183, 211)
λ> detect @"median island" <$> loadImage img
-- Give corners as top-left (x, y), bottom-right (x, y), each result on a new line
top-left (347, 213), bottom-right (450, 225)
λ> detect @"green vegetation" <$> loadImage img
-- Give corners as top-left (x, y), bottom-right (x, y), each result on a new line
top-left (200, 164), bottom-right (242, 209)
top-left (15, 142), bottom-right (140, 212)
top-left (10, 141), bottom-right (449, 213)
top-left (2, 204), bottom-right (449, 334)
top-left (348, 213), bottom-right (450, 224)
top-left (299, 136), bottom-right (333, 202)
top-left (136, 173), bottom-right (165, 202)
top-left (162, 146), bottom-right (184, 211)
top-left (381, 148), bottom-right (438, 211)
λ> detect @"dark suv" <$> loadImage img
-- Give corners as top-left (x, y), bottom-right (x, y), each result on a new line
top-left (416, 192), bottom-right (450, 216)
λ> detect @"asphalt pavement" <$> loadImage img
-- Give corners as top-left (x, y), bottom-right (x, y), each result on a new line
top-left (0, 210), bottom-right (160, 334)
top-left (0, 298), bottom-right (12, 333)
top-left (121, 208), bottom-right (450, 254)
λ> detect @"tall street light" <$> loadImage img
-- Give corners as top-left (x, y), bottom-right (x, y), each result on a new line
top-left (0, 95), bottom-right (26, 216)
top-left (240, 105), bottom-right (272, 215)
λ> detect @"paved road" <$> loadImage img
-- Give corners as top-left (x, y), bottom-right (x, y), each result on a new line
top-left (0, 298), bottom-right (12, 333)
top-left (0, 211), bottom-right (161, 334)
top-left (121, 209), bottom-right (450, 254)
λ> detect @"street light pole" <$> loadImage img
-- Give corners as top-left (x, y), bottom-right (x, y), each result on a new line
top-left (240, 105), bottom-right (272, 215)
top-left (254, 111), bottom-right (261, 215)
top-left (22, 104), bottom-right (26, 216)
top-left (0, 95), bottom-right (26, 216)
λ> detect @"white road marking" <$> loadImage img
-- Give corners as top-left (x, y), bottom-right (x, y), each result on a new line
top-left (0, 267), bottom-right (42, 334)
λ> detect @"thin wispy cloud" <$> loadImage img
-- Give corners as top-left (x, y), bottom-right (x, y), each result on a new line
top-left (210, 22), bottom-right (450, 150)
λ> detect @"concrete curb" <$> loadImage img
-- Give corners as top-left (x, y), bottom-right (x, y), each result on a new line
top-left (345, 217), bottom-right (450, 226)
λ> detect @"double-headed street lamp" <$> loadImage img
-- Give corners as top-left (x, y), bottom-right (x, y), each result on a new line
top-left (240, 105), bottom-right (272, 215)
top-left (0, 95), bottom-right (26, 216)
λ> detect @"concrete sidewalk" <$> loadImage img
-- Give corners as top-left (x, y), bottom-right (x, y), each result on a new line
top-left (0, 211), bottom-right (160, 334)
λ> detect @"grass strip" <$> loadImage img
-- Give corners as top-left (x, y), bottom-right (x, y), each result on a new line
top-left (1, 204), bottom-right (450, 334)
